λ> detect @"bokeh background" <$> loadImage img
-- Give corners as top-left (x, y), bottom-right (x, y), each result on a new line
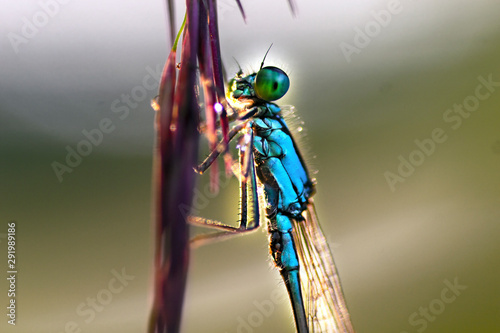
top-left (1, 0), bottom-right (500, 332)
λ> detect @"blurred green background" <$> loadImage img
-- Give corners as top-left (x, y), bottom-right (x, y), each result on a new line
top-left (1, 0), bottom-right (500, 332)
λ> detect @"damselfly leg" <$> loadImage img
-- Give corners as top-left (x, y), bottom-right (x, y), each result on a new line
top-left (189, 123), bottom-right (260, 248)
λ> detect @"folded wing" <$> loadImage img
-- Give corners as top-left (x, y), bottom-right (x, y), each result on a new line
top-left (292, 201), bottom-right (355, 333)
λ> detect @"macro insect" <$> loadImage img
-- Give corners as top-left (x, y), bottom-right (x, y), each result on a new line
top-left (189, 52), bottom-right (355, 332)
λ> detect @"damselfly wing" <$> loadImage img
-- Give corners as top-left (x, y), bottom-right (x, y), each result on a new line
top-left (293, 202), bottom-right (354, 332)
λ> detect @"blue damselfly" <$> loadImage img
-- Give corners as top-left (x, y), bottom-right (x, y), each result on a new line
top-left (190, 52), bottom-right (355, 332)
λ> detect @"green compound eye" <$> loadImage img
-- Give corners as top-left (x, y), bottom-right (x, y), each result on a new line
top-left (254, 66), bottom-right (290, 101)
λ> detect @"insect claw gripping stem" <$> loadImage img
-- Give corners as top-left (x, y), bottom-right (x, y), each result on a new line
top-left (194, 121), bottom-right (249, 174)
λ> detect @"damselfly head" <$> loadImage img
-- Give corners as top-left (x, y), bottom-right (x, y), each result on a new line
top-left (228, 66), bottom-right (290, 104)
top-left (228, 45), bottom-right (290, 104)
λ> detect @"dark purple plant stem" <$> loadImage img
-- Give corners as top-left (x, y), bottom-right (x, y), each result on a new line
top-left (167, 0), bottom-right (175, 44)
top-left (207, 0), bottom-right (231, 172)
top-left (149, 1), bottom-right (199, 332)
top-left (165, 6), bottom-right (199, 331)
top-left (287, 0), bottom-right (297, 17)
top-left (234, 0), bottom-right (246, 21)
top-left (148, 9), bottom-right (180, 329)
top-left (198, 3), bottom-right (219, 190)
